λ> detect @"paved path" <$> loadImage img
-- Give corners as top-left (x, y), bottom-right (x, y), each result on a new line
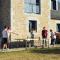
top-left (0, 48), bottom-right (26, 52)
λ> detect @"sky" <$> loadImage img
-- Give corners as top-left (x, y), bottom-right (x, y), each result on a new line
top-left (59, 0), bottom-right (60, 2)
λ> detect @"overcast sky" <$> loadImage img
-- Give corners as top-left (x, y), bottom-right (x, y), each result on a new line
top-left (59, 0), bottom-right (60, 2)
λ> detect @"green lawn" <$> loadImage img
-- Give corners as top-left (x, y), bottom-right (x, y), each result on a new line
top-left (0, 48), bottom-right (60, 60)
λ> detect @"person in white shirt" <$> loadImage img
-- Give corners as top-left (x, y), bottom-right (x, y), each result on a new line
top-left (2, 26), bottom-right (8, 49)
top-left (50, 29), bottom-right (56, 46)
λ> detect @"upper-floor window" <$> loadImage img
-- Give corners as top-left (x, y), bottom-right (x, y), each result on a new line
top-left (24, 0), bottom-right (40, 14)
top-left (51, 0), bottom-right (58, 10)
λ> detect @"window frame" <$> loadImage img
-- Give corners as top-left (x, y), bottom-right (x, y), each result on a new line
top-left (24, 0), bottom-right (40, 14)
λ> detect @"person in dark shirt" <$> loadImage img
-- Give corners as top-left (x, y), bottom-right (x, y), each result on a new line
top-left (42, 27), bottom-right (48, 48)
top-left (30, 30), bottom-right (34, 39)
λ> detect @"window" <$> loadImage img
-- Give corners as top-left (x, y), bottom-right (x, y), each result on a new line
top-left (24, 0), bottom-right (40, 14)
top-left (29, 20), bottom-right (37, 32)
top-left (57, 24), bottom-right (60, 32)
top-left (51, 0), bottom-right (58, 10)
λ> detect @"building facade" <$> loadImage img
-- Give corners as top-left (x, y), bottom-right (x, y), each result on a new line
top-left (0, 0), bottom-right (60, 44)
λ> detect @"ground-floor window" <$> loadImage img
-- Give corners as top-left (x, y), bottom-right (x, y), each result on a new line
top-left (29, 20), bottom-right (37, 32)
top-left (56, 24), bottom-right (60, 44)
top-left (57, 24), bottom-right (60, 32)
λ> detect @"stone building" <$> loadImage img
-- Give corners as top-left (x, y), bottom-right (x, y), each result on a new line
top-left (0, 0), bottom-right (60, 45)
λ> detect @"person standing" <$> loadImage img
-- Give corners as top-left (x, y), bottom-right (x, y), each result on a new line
top-left (7, 26), bottom-right (18, 48)
top-left (1, 26), bottom-right (8, 49)
top-left (50, 29), bottom-right (56, 46)
top-left (7, 27), bottom-right (11, 48)
top-left (30, 30), bottom-right (34, 39)
top-left (42, 27), bottom-right (48, 48)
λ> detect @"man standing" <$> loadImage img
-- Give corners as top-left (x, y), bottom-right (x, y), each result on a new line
top-left (42, 27), bottom-right (48, 48)
top-left (2, 26), bottom-right (8, 50)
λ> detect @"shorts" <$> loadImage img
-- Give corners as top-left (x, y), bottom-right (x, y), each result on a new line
top-left (2, 38), bottom-right (8, 44)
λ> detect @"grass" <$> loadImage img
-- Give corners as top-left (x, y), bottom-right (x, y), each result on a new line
top-left (0, 48), bottom-right (60, 60)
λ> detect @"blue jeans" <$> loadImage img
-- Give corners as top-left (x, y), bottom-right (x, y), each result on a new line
top-left (51, 39), bottom-right (56, 45)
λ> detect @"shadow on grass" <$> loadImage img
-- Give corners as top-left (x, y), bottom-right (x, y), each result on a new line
top-left (30, 48), bottom-right (60, 54)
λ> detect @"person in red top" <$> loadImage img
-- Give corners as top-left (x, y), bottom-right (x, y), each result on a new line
top-left (42, 27), bottom-right (48, 48)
